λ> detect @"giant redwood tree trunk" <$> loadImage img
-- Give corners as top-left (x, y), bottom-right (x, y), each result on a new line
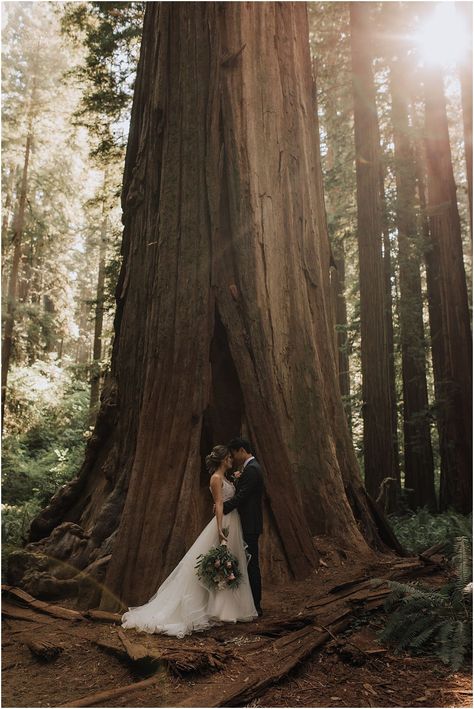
top-left (391, 57), bottom-right (436, 511)
top-left (350, 3), bottom-right (397, 505)
top-left (424, 67), bottom-right (472, 513)
top-left (26, 3), bottom-right (401, 612)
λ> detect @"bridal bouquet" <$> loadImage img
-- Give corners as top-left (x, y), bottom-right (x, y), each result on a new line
top-left (195, 534), bottom-right (242, 591)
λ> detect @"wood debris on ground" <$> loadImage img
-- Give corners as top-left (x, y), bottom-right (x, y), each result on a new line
top-left (1, 550), bottom-right (471, 708)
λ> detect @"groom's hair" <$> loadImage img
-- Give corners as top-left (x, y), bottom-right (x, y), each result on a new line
top-left (228, 437), bottom-right (252, 453)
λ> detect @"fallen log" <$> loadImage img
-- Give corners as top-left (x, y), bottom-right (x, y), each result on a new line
top-left (2, 601), bottom-right (56, 624)
top-left (246, 613), bottom-right (315, 637)
top-left (84, 609), bottom-right (122, 624)
top-left (23, 635), bottom-right (63, 662)
top-left (419, 541), bottom-right (447, 560)
top-left (96, 634), bottom-right (161, 676)
top-left (177, 585), bottom-right (411, 708)
top-left (306, 581), bottom-right (375, 610)
top-left (2, 585), bottom-right (84, 622)
top-left (95, 632), bottom-right (231, 676)
top-left (60, 671), bottom-right (165, 708)
top-left (117, 627), bottom-right (153, 662)
top-left (388, 562), bottom-right (445, 581)
top-left (328, 576), bottom-right (372, 595)
top-left (179, 618), bottom-right (351, 708)
top-left (346, 588), bottom-right (391, 606)
top-left (307, 559), bottom-right (444, 612)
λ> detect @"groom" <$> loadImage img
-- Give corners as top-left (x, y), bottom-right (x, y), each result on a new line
top-left (223, 437), bottom-right (264, 617)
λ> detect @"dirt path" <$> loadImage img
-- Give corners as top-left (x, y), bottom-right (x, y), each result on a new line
top-left (2, 543), bottom-right (472, 708)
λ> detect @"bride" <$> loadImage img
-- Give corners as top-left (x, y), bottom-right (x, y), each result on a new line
top-left (121, 445), bottom-right (258, 637)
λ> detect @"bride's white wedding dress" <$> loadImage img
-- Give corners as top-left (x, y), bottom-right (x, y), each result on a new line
top-left (121, 477), bottom-right (258, 637)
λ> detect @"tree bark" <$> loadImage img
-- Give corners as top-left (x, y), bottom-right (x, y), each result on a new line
top-left (1, 165), bottom-right (17, 293)
top-left (350, 3), bottom-right (397, 503)
top-left (413, 122), bottom-right (448, 497)
top-left (1, 109), bottom-right (34, 424)
top-left (380, 166), bottom-right (401, 507)
top-left (423, 67), bottom-right (472, 513)
top-left (28, 3), bottom-right (400, 612)
top-left (391, 57), bottom-right (436, 511)
top-left (89, 195), bottom-right (108, 425)
top-left (457, 1), bottom-right (473, 240)
top-left (330, 243), bottom-right (351, 428)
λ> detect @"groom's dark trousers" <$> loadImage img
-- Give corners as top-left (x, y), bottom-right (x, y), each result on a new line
top-left (223, 458), bottom-right (264, 613)
top-left (243, 533), bottom-right (262, 612)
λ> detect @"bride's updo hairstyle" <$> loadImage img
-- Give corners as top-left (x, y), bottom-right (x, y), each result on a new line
top-left (205, 445), bottom-right (229, 474)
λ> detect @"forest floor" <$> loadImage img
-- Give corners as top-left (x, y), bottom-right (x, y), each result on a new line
top-left (1, 537), bottom-right (472, 709)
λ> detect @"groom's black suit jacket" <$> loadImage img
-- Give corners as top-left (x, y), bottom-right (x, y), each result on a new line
top-left (223, 459), bottom-right (264, 536)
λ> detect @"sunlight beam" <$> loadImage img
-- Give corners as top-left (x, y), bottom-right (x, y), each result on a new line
top-left (415, 2), bottom-right (470, 68)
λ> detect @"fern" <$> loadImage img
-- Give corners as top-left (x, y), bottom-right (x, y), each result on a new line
top-left (450, 621), bottom-right (467, 671)
top-left (452, 536), bottom-right (472, 588)
top-left (410, 622), bottom-right (441, 648)
top-left (389, 508), bottom-right (472, 555)
top-left (377, 536), bottom-right (472, 670)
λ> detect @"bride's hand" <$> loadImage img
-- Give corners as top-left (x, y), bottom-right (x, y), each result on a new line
top-left (218, 528), bottom-right (228, 544)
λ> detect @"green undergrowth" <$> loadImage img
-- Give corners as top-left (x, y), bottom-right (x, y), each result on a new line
top-left (1, 358), bottom-right (90, 574)
top-left (389, 507), bottom-right (472, 556)
top-left (378, 537), bottom-right (472, 671)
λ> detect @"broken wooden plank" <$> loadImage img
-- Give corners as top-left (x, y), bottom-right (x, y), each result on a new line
top-left (84, 608), bottom-right (122, 624)
top-left (306, 582), bottom-right (386, 611)
top-left (389, 563), bottom-right (445, 581)
top-left (1, 585), bottom-right (84, 621)
top-left (95, 632), bottom-right (231, 676)
top-left (346, 589), bottom-right (391, 606)
top-left (117, 627), bottom-right (153, 662)
top-left (307, 560), bottom-right (444, 613)
top-left (419, 542), bottom-right (447, 560)
top-left (23, 635), bottom-right (63, 662)
top-left (246, 613), bottom-right (315, 637)
top-left (2, 601), bottom-right (56, 624)
top-left (60, 672), bottom-right (164, 708)
top-left (328, 576), bottom-right (372, 594)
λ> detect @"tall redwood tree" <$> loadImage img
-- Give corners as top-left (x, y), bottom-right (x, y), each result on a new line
top-left (424, 66), bottom-right (472, 513)
top-left (390, 54), bottom-right (436, 511)
top-left (350, 3), bottom-right (398, 506)
top-left (456, 1), bottom-right (473, 239)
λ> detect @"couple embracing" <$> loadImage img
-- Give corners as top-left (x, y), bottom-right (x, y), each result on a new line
top-left (121, 438), bottom-right (264, 638)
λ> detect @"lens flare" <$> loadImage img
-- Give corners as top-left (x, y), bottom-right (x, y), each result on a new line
top-left (415, 3), bottom-right (470, 67)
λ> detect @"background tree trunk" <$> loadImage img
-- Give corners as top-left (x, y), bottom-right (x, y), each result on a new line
top-left (1, 165), bottom-right (17, 283)
top-left (89, 206), bottom-right (107, 425)
top-left (380, 167), bottom-right (401, 508)
top-left (413, 122), bottom-right (448, 495)
top-left (331, 243), bottom-right (351, 428)
top-left (350, 2), bottom-right (397, 505)
top-left (28, 3), bottom-right (401, 612)
top-left (423, 67), bottom-right (472, 513)
top-left (456, 1), bottom-right (473, 239)
top-left (391, 57), bottom-right (436, 511)
top-left (1, 113), bottom-right (34, 424)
